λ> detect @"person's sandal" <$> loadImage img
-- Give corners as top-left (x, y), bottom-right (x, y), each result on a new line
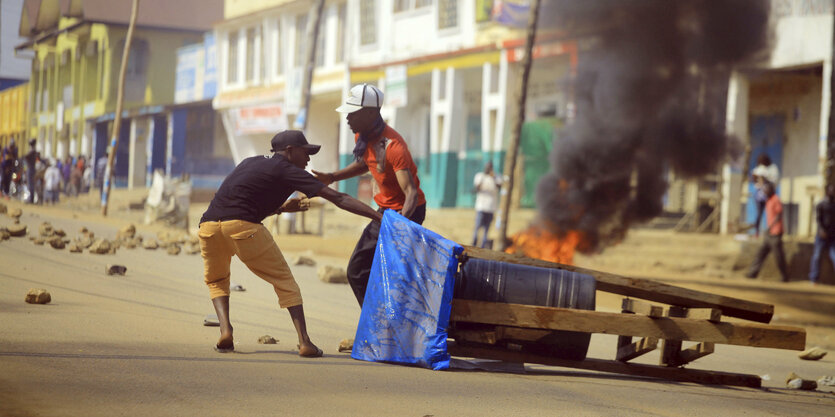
top-left (214, 344), bottom-right (234, 353)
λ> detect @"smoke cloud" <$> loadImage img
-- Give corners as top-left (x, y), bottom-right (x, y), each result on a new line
top-left (536, 0), bottom-right (772, 252)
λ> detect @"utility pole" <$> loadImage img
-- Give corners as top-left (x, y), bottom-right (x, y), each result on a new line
top-left (498, 0), bottom-right (542, 250)
top-left (295, 0), bottom-right (326, 131)
top-left (101, 0), bottom-right (139, 216)
top-left (826, 2), bottom-right (835, 190)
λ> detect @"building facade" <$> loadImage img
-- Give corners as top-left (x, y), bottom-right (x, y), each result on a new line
top-left (721, 0), bottom-right (834, 238)
top-left (16, 0), bottom-right (222, 188)
top-left (214, 0), bottom-right (575, 208)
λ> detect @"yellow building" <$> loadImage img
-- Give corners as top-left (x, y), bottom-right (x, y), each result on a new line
top-left (0, 83), bottom-right (29, 149)
top-left (16, 0), bottom-right (221, 187)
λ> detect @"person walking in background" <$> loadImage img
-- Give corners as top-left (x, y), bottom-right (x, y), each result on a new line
top-left (809, 184), bottom-right (835, 285)
top-left (750, 154), bottom-right (780, 237)
top-left (746, 182), bottom-right (790, 282)
top-left (313, 83), bottom-right (427, 307)
top-left (472, 161), bottom-right (502, 248)
top-left (0, 140), bottom-right (16, 198)
top-left (95, 151), bottom-right (108, 195)
top-left (43, 159), bottom-right (61, 205)
top-left (23, 139), bottom-right (39, 204)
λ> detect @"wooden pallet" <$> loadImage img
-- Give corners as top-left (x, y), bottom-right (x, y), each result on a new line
top-left (449, 246), bottom-right (807, 388)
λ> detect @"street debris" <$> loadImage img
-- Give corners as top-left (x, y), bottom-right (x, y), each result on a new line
top-left (184, 243), bottom-right (200, 255)
top-left (144, 171), bottom-right (191, 229)
top-left (48, 237), bottom-right (66, 249)
top-left (231, 283), bottom-right (246, 292)
top-left (798, 347), bottom-right (828, 361)
top-left (203, 314), bottom-right (220, 326)
top-left (338, 338), bottom-right (354, 352)
top-left (88, 239), bottom-right (114, 255)
top-left (7, 224), bottom-right (27, 237)
top-left (786, 372), bottom-right (818, 390)
top-left (167, 244), bottom-right (181, 255)
top-left (68, 243), bottom-right (83, 253)
top-left (8, 207), bottom-right (22, 220)
top-left (32, 237), bottom-right (45, 245)
top-left (294, 255), bottom-right (316, 266)
top-left (318, 265), bottom-right (348, 284)
top-left (0, 228), bottom-right (9, 240)
top-left (117, 224), bottom-right (136, 240)
top-left (257, 335), bottom-right (277, 344)
top-left (106, 265), bottom-right (127, 276)
top-left (143, 239), bottom-right (159, 250)
top-left (25, 288), bottom-right (51, 304)
top-left (819, 376), bottom-right (835, 387)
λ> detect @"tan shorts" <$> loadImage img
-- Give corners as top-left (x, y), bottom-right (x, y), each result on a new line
top-left (198, 219), bottom-right (302, 308)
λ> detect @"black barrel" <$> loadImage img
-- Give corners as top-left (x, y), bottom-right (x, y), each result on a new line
top-left (456, 257), bottom-right (596, 360)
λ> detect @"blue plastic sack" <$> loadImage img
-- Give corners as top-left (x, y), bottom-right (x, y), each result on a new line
top-left (351, 210), bottom-right (463, 370)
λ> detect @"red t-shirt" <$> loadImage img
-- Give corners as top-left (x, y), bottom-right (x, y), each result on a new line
top-left (357, 125), bottom-right (426, 210)
top-left (765, 194), bottom-right (783, 236)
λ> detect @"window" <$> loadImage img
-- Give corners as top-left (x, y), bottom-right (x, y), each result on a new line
top-left (124, 39), bottom-right (149, 77)
top-left (335, 3), bottom-right (347, 63)
top-left (438, 0), bottom-right (458, 29)
top-left (274, 19), bottom-right (284, 76)
top-left (394, 0), bottom-right (430, 13)
top-left (245, 27), bottom-right (257, 82)
top-left (359, 0), bottom-right (376, 46)
top-left (295, 13), bottom-right (308, 67)
top-left (227, 31), bottom-right (239, 83)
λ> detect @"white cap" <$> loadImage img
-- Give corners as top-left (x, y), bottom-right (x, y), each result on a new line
top-left (335, 84), bottom-right (384, 113)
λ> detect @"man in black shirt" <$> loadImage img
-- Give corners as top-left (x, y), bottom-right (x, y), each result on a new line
top-left (809, 184), bottom-right (835, 284)
top-left (199, 130), bottom-right (382, 356)
top-left (23, 139), bottom-right (39, 204)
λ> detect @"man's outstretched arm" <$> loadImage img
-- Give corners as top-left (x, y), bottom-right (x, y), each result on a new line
top-left (318, 186), bottom-right (382, 222)
top-left (312, 160), bottom-right (369, 185)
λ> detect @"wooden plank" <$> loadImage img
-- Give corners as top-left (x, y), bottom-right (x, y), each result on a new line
top-left (686, 308), bottom-right (722, 323)
top-left (622, 298), bottom-right (664, 317)
top-left (448, 342), bottom-right (761, 388)
top-left (496, 326), bottom-right (551, 342)
top-left (678, 342), bottom-right (715, 365)
top-left (451, 300), bottom-right (806, 350)
top-left (660, 306), bottom-right (687, 366)
top-left (463, 246), bottom-right (774, 323)
top-left (617, 337), bottom-right (659, 362)
top-left (450, 329), bottom-right (497, 345)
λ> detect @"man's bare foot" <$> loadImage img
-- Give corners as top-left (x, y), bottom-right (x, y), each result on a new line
top-left (298, 341), bottom-right (323, 358)
top-left (215, 328), bottom-right (234, 352)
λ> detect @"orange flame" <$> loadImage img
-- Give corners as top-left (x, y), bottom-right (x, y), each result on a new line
top-left (505, 226), bottom-right (583, 265)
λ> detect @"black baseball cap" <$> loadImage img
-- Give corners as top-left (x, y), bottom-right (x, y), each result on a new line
top-left (270, 130), bottom-right (321, 155)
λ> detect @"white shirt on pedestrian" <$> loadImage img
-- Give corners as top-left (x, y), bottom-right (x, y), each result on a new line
top-left (474, 172), bottom-right (502, 213)
top-left (45, 166), bottom-right (61, 191)
top-left (752, 164), bottom-right (779, 185)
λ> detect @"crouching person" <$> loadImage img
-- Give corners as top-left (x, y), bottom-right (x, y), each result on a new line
top-left (199, 130), bottom-right (383, 356)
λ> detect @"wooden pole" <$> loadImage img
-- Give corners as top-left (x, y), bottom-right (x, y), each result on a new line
top-left (295, 0), bottom-right (326, 131)
top-left (498, 0), bottom-right (541, 250)
top-left (101, 0), bottom-right (139, 216)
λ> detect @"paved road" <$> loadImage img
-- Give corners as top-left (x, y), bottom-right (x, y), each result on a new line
top-left (1, 208), bottom-right (834, 416)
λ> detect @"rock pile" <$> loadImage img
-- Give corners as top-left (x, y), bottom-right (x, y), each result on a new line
top-left (318, 265), bottom-right (348, 284)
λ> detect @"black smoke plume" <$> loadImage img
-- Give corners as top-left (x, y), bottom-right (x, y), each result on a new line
top-left (536, 0), bottom-right (771, 252)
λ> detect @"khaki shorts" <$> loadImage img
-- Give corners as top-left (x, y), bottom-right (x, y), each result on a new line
top-left (199, 219), bottom-right (302, 308)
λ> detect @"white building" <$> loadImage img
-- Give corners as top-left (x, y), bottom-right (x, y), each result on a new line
top-left (721, 0), bottom-right (834, 238)
top-left (213, 0), bottom-right (574, 208)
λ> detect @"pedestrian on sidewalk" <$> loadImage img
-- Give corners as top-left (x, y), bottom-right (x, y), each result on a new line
top-left (199, 130), bottom-right (382, 355)
top-left (750, 154), bottom-right (779, 237)
top-left (809, 184), bottom-right (835, 285)
top-left (472, 161), bottom-right (502, 248)
top-left (43, 159), bottom-right (61, 205)
top-left (746, 182), bottom-right (790, 282)
top-left (313, 83), bottom-right (427, 307)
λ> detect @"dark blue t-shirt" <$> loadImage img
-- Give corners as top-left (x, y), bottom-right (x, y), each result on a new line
top-left (200, 154), bottom-right (325, 224)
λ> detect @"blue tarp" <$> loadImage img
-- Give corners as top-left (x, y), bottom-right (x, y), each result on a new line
top-left (351, 210), bottom-right (463, 370)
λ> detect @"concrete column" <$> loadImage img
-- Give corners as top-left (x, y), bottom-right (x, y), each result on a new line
top-left (720, 71), bottom-right (750, 234)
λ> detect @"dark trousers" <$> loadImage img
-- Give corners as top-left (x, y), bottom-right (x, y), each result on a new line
top-left (809, 235), bottom-right (835, 283)
top-left (747, 234), bottom-right (789, 282)
top-left (754, 200), bottom-right (766, 235)
top-left (471, 211), bottom-right (494, 248)
top-left (347, 204), bottom-right (426, 307)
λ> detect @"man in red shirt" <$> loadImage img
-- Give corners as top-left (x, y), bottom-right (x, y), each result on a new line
top-left (745, 182), bottom-right (790, 282)
top-left (314, 83), bottom-right (427, 306)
